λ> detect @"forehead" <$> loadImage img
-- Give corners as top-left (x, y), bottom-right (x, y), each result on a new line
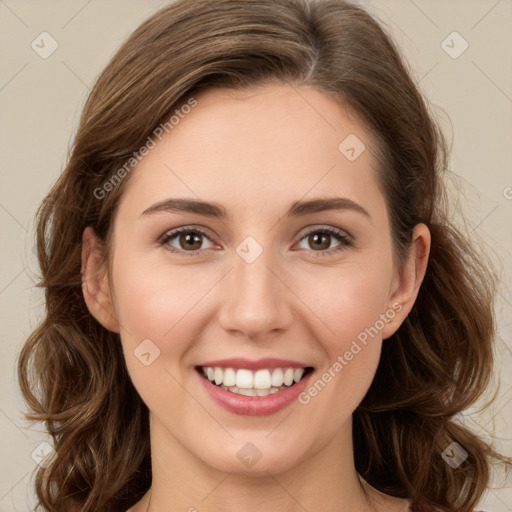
top-left (117, 83), bottom-right (385, 220)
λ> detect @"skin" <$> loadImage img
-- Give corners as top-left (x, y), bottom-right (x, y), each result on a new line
top-left (82, 83), bottom-right (430, 512)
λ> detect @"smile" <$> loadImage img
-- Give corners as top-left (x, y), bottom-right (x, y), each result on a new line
top-left (198, 366), bottom-right (314, 397)
top-left (195, 359), bottom-right (315, 416)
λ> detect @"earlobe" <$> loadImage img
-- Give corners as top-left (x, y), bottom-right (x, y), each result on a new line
top-left (81, 226), bottom-right (120, 333)
top-left (381, 223), bottom-right (431, 340)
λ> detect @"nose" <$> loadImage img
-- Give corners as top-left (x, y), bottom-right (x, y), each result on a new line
top-left (217, 239), bottom-right (293, 340)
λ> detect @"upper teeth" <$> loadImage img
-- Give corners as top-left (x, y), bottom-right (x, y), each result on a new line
top-left (202, 367), bottom-right (306, 389)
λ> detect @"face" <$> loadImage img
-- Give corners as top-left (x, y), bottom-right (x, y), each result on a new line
top-left (83, 83), bottom-right (426, 477)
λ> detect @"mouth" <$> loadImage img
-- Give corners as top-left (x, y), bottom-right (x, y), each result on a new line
top-left (195, 365), bottom-right (314, 397)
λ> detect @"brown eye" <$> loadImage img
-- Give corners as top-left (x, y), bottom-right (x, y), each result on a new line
top-left (161, 227), bottom-right (215, 254)
top-left (307, 232), bottom-right (331, 251)
top-left (178, 232), bottom-right (203, 251)
top-left (296, 226), bottom-right (352, 255)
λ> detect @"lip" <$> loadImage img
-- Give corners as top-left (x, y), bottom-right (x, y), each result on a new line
top-left (197, 366), bottom-right (314, 416)
top-left (197, 357), bottom-right (310, 371)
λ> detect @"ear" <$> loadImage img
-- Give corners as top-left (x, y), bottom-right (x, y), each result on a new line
top-left (81, 226), bottom-right (120, 333)
top-left (381, 223), bottom-right (431, 340)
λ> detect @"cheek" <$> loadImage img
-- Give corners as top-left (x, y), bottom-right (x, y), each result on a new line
top-left (296, 261), bottom-right (393, 404)
top-left (110, 261), bottom-right (207, 415)
top-left (306, 264), bottom-right (393, 346)
top-left (294, 288), bottom-right (387, 430)
top-left (111, 258), bottom-right (210, 338)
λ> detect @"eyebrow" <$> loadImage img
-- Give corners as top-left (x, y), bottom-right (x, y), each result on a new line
top-left (141, 197), bottom-right (371, 220)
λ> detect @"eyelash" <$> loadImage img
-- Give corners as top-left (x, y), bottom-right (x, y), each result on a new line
top-left (158, 225), bottom-right (353, 258)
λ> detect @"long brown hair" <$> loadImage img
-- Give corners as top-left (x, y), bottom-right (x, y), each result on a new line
top-left (17, 0), bottom-right (511, 510)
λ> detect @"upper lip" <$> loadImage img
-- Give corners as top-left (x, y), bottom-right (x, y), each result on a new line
top-left (197, 358), bottom-right (312, 371)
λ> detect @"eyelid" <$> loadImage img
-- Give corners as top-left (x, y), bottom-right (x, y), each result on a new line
top-left (292, 225), bottom-right (353, 256)
top-left (158, 225), bottom-right (218, 253)
top-left (295, 224), bottom-right (352, 242)
top-left (159, 224), bottom-right (353, 256)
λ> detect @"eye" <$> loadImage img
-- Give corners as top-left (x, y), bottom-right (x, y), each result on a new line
top-left (160, 227), bottom-right (216, 255)
top-left (295, 226), bottom-right (352, 256)
top-left (159, 225), bottom-right (353, 257)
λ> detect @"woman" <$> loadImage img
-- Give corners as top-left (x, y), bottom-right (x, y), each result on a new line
top-left (17, 0), bottom-right (511, 511)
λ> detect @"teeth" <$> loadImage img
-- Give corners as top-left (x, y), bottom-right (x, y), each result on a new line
top-left (283, 368), bottom-right (294, 386)
top-left (235, 369), bottom-right (253, 389)
top-left (201, 366), bottom-right (309, 392)
top-left (271, 368), bottom-right (283, 387)
top-left (219, 383), bottom-right (290, 396)
top-left (294, 368), bottom-right (305, 382)
top-left (253, 369), bottom-right (272, 389)
top-left (223, 367), bottom-right (236, 387)
top-left (236, 388), bottom-right (258, 396)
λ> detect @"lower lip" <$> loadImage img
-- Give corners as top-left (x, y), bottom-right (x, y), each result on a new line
top-left (197, 369), bottom-right (313, 416)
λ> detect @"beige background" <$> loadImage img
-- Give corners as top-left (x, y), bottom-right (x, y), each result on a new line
top-left (0, 0), bottom-right (511, 510)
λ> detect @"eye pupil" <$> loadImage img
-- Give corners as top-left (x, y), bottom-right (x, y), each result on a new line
top-left (180, 232), bottom-right (202, 250)
top-left (310, 233), bottom-right (330, 250)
